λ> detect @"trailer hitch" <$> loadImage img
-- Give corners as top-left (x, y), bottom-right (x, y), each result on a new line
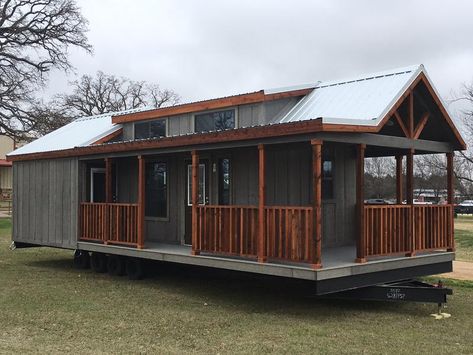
top-left (320, 279), bottom-right (453, 317)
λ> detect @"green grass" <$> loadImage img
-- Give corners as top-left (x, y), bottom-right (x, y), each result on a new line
top-left (454, 216), bottom-right (473, 262)
top-left (1, 219), bottom-right (473, 354)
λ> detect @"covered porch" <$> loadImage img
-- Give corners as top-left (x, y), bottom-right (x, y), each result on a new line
top-left (78, 137), bottom-right (455, 269)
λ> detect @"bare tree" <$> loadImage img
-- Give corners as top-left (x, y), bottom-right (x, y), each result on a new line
top-left (364, 157), bottom-right (395, 199)
top-left (0, 0), bottom-right (92, 138)
top-left (58, 71), bottom-right (180, 117)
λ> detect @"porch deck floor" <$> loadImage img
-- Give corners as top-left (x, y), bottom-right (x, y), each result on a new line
top-left (78, 240), bottom-right (454, 283)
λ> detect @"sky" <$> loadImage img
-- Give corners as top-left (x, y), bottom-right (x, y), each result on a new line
top-left (45, 0), bottom-right (473, 118)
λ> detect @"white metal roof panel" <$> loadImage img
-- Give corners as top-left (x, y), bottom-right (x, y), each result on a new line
top-left (279, 65), bottom-right (423, 126)
top-left (8, 113), bottom-right (121, 156)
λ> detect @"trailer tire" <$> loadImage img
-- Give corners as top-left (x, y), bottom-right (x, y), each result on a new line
top-left (107, 255), bottom-right (126, 276)
top-left (125, 257), bottom-right (145, 280)
top-left (73, 250), bottom-right (90, 269)
top-left (90, 252), bottom-right (107, 273)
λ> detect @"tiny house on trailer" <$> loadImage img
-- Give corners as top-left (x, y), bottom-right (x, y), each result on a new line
top-left (7, 65), bottom-right (465, 294)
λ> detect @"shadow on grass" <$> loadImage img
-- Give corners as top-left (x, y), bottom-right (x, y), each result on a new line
top-left (20, 253), bottom-right (422, 318)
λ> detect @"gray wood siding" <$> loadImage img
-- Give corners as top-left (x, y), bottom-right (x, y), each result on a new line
top-left (13, 158), bottom-right (79, 249)
top-left (120, 97), bottom-right (302, 141)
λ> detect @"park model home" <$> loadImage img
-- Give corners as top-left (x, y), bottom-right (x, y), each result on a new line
top-left (8, 65), bottom-right (465, 294)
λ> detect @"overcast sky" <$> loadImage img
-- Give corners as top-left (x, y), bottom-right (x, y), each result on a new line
top-left (45, 0), bottom-right (473, 117)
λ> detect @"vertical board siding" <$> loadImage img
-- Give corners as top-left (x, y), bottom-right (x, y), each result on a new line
top-left (13, 158), bottom-right (79, 249)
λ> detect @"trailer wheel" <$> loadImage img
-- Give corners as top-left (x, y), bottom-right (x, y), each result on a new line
top-left (107, 255), bottom-right (126, 276)
top-left (125, 257), bottom-right (145, 280)
top-left (73, 250), bottom-right (90, 269)
top-left (90, 252), bottom-right (107, 273)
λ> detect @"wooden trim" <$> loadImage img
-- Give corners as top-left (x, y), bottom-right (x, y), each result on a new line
top-left (356, 144), bottom-right (366, 263)
top-left (137, 156), bottom-right (145, 249)
top-left (191, 150), bottom-right (200, 255)
top-left (394, 111), bottom-right (409, 138)
top-left (413, 112), bottom-right (430, 139)
top-left (396, 155), bottom-right (403, 204)
top-left (257, 144), bottom-right (266, 263)
top-left (92, 128), bottom-right (123, 145)
top-left (311, 139), bottom-right (323, 269)
top-left (408, 92), bottom-right (414, 138)
top-left (111, 88), bottom-right (313, 124)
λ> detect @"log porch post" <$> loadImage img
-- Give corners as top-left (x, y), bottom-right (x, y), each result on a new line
top-left (258, 144), bottom-right (267, 263)
top-left (137, 155), bottom-right (145, 249)
top-left (447, 152), bottom-right (455, 251)
top-left (191, 150), bottom-right (200, 255)
top-left (356, 144), bottom-right (366, 263)
top-left (104, 158), bottom-right (113, 244)
top-left (311, 140), bottom-right (323, 269)
top-left (395, 155), bottom-right (403, 204)
top-left (406, 148), bottom-right (415, 256)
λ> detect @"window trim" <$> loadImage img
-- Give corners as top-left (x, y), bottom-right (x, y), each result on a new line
top-left (90, 168), bottom-right (105, 203)
top-left (192, 107), bottom-right (238, 133)
top-left (133, 118), bottom-right (168, 140)
top-left (144, 159), bottom-right (170, 222)
top-left (187, 163), bottom-right (206, 207)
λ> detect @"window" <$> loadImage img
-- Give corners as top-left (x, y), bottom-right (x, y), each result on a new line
top-left (187, 164), bottom-right (205, 206)
top-left (145, 162), bottom-right (168, 218)
top-left (322, 160), bottom-right (334, 200)
top-left (194, 109), bottom-right (235, 133)
top-left (134, 120), bottom-right (166, 139)
top-left (218, 158), bottom-right (231, 205)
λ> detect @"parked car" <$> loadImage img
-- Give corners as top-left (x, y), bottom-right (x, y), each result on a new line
top-left (365, 199), bottom-right (392, 205)
top-left (454, 200), bottom-right (473, 214)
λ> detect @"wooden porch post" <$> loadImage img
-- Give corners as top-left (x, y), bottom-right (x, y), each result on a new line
top-left (447, 152), bottom-right (455, 251)
top-left (191, 150), bottom-right (200, 256)
top-left (395, 155), bottom-right (403, 204)
top-left (258, 144), bottom-right (267, 263)
top-left (406, 148), bottom-right (415, 256)
top-left (311, 140), bottom-right (323, 269)
top-left (104, 158), bottom-right (112, 244)
top-left (137, 155), bottom-right (145, 249)
top-left (356, 144), bottom-right (366, 263)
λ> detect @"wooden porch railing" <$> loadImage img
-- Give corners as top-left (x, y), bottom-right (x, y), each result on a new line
top-left (364, 205), bottom-right (411, 256)
top-left (196, 205), bottom-right (259, 257)
top-left (413, 205), bottom-right (454, 252)
top-left (196, 205), bottom-right (314, 263)
top-left (363, 204), bottom-right (454, 258)
top-left (80, 202), bottom-right (139, 247)
top-left (265, 206), bottom-right (314, 263)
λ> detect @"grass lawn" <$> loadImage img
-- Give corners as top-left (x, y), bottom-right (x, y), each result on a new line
top-left (454, 215), bottom-right (473, 262)
top-left (1, 219), bottom-right (473, 354)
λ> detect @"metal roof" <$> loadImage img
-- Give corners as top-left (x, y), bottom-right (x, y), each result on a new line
top-left (9, 64), bottom-right (457, 157)
top-left (279, 65), bottom-right (423, 126)
top-left (8, 112), bottom-right (122, 156)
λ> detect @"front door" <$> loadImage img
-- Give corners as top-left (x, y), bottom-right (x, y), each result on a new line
top-left (184, 160), bottom-right (209, 244)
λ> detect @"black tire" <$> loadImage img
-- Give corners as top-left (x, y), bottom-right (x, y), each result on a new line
top-left (73, 250), bottom-right (90, 269)
top-left (125, 257), bottom-right (145, 280)
top-left (107, 255), bottom-right (126, 276)
top-left (90, 252), bottom-right (107, 273)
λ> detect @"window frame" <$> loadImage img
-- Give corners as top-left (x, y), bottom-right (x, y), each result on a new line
top-left (192, 107), bottom-right (238, 133)
top-left (133, 118), bottom-right (168, 140)
top-left (144, 160), bottom-right (170, 222)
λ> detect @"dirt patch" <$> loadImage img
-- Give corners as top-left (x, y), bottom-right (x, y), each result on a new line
top-left (437, 261), bottom-right (473, 281)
